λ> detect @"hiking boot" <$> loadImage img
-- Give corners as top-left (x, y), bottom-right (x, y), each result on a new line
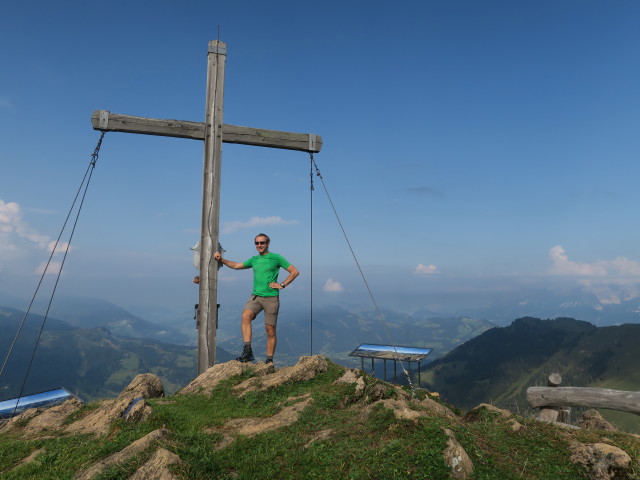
top-left (236, 346), bottom-right (254, 362)
top-left (265, 358), bottom-right (273, 364)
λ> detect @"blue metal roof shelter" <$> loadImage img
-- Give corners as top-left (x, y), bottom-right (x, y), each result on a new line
top-left (349, 343), bottom-right (432, 387)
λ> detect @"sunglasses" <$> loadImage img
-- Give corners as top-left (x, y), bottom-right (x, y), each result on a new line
top-left (255, 241), bottom-right (267, 245)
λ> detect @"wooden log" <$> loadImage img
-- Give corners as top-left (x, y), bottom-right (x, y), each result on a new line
top-left (221, 124), bottom-right (322, 152)
top-left (558, 407), bottom-right (571, 424)
top-left (547, 373), bottom-right (562, 387)
top-left (91, 110), bottom-right (203, 140)
top-left (527, 387), bottom-right (640, 415)
top-left (91, 110), bottom-right (322, 153)
top-left (538, 408), bottom-right (559, 422)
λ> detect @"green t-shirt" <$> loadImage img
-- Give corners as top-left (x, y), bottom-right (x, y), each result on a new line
top-left (243, 252), bottom-right (291, 297)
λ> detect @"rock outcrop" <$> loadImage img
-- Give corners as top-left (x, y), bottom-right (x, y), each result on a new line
top-left (128, 447), bottom-right (182, 480)
top-left (570, 442), bottom-right (631, 480)
top-left (1, 397), bottom-right (83, 436)
top-left (443, 428), bottom-right (474, 480)
top-left (75, 428), bottom-right (170, 480)
top-left (177, 360), bottom-right (272, 397)
top-left (233, 355), bottom-right (328, 396)
top-left (65, 373), bottom-right (164, 436)
top-left (579, 409), bottom-right (616, 431)
top-left (1, 373), bottom-right (164, 438)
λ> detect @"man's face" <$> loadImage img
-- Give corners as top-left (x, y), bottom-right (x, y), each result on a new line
top-left (255, 236), bottom-right (269, 254)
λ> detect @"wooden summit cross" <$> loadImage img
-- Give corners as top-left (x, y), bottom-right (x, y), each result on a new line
top-left (91, 40), bottom-right (322, 374)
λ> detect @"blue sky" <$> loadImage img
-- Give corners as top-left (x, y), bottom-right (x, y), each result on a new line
top-left (2, 1), bottom-right (640, 316)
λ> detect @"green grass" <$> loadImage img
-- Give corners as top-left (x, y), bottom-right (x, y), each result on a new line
top-left (2, 358), bottom-right (639, 479)
top-left (455, 416), bottom-right (589, 479)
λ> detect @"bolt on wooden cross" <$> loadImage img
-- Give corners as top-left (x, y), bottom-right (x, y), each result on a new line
top-left (91, 40), bottom-right (322, 374)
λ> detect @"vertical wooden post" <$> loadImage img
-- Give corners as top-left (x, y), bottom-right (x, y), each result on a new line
top-left (197, 40), bottom-right (226, 374)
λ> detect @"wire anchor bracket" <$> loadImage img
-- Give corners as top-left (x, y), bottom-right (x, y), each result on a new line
top-left (98, 110), bottom-right (109, 130)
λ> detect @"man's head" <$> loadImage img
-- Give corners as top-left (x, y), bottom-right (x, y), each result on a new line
top-left (254, 233), bottom-right (270, 254)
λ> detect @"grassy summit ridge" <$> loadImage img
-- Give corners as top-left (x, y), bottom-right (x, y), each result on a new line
top-left (1, 356), bottom-right (639, 479)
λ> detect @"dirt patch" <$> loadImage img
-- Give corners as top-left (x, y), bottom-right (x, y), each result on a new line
top-left (210, 395), bottom-right (313, 449)
top-left (370, 399), bottom-right (425, 422)
top-left (364, 395), bottom-right (457, 422)
top-left (227, 397), bottom-right (312, 436)
top-left (8, 447), bottom-right (46, 472)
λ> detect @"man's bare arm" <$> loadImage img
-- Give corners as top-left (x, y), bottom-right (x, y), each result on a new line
top-left (214, 251), bottom-right (248, 270)
top-left (269, 264), bottom-right (299, 289)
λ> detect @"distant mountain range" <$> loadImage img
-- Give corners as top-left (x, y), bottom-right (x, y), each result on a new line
top-left (4, 287), bottom-right (640, 433)
top-left (0, 293), bottom-right (193, 345)
top-left (0, 295), bottom-right (494, 402)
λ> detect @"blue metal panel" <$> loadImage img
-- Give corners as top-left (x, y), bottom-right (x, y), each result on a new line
top-left (349, 343), bottom-right (432, 361)
top-left (0, 388), bottom-right (75, 419)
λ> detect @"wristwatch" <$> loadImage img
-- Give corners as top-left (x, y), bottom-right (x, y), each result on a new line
top-left (280, 282), bottom-right (286, 289)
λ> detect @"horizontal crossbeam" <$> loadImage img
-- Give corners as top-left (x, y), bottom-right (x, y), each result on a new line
top-left (91, 110), bottom-right (322, 153)
top-left (527, 386), bottom-right (640, 415)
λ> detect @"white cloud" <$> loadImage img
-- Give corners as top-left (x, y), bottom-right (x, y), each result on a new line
top-left (323, 278), bottom-right (344, 292)
top-left (549, 245), bottom-right (640, 305)
top-left (607, 257), bottom-right (640, 276)
top-left (221, 216), bottom-right (298, 234)
top-left (36, 261), bottom-right (62, 275)
top-left (549, 245), bottom-right (640, 277)
top-left (0, 200), bottom-right (51, 260)
top-left (0, 200), bottom-right (20, 225)
top-left (549, 245), bottom-right (606, 275)
top-left (48, 240), bottom-right (72, 254)
top-left (415, 263), bottom-right (438, 275)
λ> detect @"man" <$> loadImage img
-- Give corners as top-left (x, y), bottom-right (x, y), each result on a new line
top-left (213, 233), bottom-right (299, 364)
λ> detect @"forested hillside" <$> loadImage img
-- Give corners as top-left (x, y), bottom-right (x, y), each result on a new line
top-left (0, 307), bottom-right (234, 401)
top-left (424, 317), bottom-right (640, 430)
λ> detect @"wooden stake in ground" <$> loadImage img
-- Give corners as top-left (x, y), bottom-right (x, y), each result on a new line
top-left (91, 40), bottom-right (322, 374)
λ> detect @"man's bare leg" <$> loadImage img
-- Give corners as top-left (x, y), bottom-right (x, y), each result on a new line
top-left (265, 324), bottom-right (277, 357)
top-left (237, 309), bottom-right (257, 362)
top-left (241, 309), bottom-right (256, 343)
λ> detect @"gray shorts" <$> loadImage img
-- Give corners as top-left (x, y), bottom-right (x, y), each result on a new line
top-left (243, 295), bottom-right (280, 326)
